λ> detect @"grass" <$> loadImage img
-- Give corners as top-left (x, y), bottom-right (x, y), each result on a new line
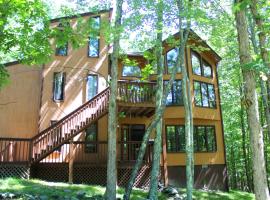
top-left (0, 178), bottom-right (255, 200)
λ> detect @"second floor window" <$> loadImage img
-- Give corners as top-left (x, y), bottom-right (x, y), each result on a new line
top-left (87, 74), bottom-right (98, 100)
top-left (88, 16), bottom-right (100, 57)
top-left (122, 65), bottom-right (141, 77)
top-left (165, 80), bottom-right (183, 106)
top-left (194, 81), bottom-right (216, 108)
top-left (53, 72), bottom-right (65, 101)
top-left (191, 51), bottom-right (212, 78)
top-left (85, 123), bottom-right (98, 153)
top-left (166, 48), bottom-right (181, 73)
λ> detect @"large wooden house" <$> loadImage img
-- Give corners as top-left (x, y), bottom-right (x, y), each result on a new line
top-left (0, 9), bottom-right (228, 190)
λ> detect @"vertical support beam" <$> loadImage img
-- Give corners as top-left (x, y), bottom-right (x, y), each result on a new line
top-left (162, 119), bottom-right (168, 186)
top-left (69, 139), bottom-right (74, 184)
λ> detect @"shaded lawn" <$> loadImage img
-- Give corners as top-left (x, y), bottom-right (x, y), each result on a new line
top-left (0, 178), bottom-right (255, 200)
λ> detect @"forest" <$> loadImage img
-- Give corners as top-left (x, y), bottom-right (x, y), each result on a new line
top-left (0, 0), bottom-right (270, 200)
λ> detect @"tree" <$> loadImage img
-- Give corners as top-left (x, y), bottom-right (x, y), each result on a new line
top-left (234, 1), bottom-right (270, 199)
top-left (105, 0), bottom-right (124, 199)
top-left (148, 0), bottom-right (164, 199)
top-left (176, 0), bottom-right (193, 199)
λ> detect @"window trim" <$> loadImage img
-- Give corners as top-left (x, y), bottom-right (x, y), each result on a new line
top-left (85, 122), bottom-right (98, 153)
top-left (165, 124), bottom-right (217, 153)
top-left (191, 50), bottom-right (213, 78)
top-left (52, 72), bottom-right (66, 102)
top-left (193, 80), bottom-right (217, 109)
top-left (88, 16), bottom-right (101, 58)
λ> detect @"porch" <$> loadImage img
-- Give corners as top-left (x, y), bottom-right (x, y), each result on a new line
top-left (0, 138), bottom-right (157, 187)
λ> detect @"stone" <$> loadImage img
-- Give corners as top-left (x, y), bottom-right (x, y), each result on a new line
top-left (76, 191), bottom-right (86, 199)
top-left (162, 186), bottom-right (179, 196)
top-left (39, 195), bottom-right (49, 200)
top-left (51, 194), bottom-right (60, 199)
top-left (64, 189), bottom-right (72, 193)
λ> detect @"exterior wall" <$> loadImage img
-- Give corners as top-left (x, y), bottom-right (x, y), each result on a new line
top-left (39, 12), bottom-right (110, 132)
top-left (0, 64), bottom-right (42, 138)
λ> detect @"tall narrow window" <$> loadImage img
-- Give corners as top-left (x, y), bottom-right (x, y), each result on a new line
top-left (53, 72), bottom-right (65, 101)
top-left (166, 48), bottom-right (181, 73)
top-left (165, 80), bottom-right (183, 106)
top-left (88, 17), bottom-right (100, 57)
top-left (191, 50), bottom-right (213, 78)
top-left (85, 123), bottom-right (98, 153)
top-left (55, 23), bottom-right (68, 56)
top-left (194, 81), bottom-right (216, 108)
top-left (87, 74), bottom-right (98, 100)
top-left (191, 52), bottom-right (201, 75)
top-left (166, 125), bottom-right (185, 152)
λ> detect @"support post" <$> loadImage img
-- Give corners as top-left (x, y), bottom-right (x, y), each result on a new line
top-left (69, 139), bottom-right (74, 184)
top-left (162, 120), bottom-right (168, 186)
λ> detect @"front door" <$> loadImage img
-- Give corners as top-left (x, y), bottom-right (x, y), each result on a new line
top-left (121, 124), bottom-right (145, 161)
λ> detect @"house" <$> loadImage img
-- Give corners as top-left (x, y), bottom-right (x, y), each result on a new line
top-left (0, 9), bottom-right (228, 191)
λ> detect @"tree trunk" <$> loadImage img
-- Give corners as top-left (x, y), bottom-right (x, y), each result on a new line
top-left (105, 0), bottom-right (123, 199)
top-left (248, 10), bottom-right (270, 141)
top-left (234, 2), bottom-right (270, 199)
top-left (239, 84), bottom-right (252, 191)
top-left (176, 1), bottom-right (193, 199)
top-left (148, 0), bottom-right (164, 199)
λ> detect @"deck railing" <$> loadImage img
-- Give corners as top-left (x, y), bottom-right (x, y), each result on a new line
top-left (0, 138), bottom-right (31, 163)
top-left (117, 80), bottom-right (156, 104)
top-left (36, 140), bottom-right (153, 164)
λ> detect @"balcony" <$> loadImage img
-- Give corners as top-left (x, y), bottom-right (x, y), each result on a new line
top-left (117, 80), bottom-right (156, 117)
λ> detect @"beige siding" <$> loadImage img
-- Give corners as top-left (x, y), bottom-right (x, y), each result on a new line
top-left (0, 64), bottom-right (42, 138)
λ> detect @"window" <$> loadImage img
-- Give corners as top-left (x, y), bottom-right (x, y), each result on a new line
top-left (166, 125), bottom-right (217, 153)
top-left (165, 80), bottom-right (183, 106)
top-left (56, 43), bottom-right (68, 56)
top-left (166, 48), bottom-right (181, 73)
top-left (87, 74), bottom-right (98, 100)
top-left (166, 125), bottom-right (185, 152)
top-left (191, 51), bottom-right (212, 78)
top-left (194, 126), bottom-right (216, 152)
top-left (194, 81), bottom-right (216, 108)
top-left (53, 72), bottom-right (65, 101)
top-left (88, 17), bottom-right (100, 57)
top-left (85, 123), bottom-right (97, 153)
top-left (55, 23), bottom-right (68, 56)
top-left (122, 65), bottom-right (141, 77)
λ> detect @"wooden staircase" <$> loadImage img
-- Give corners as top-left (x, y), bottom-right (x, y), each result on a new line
top-left (0, 80), bottom-right (156, 164)
top-left (30, 87), bottom-right (110, 163)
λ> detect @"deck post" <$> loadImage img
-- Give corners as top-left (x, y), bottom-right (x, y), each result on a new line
top-left (162, 120), bottom-right (168, 186)
top-left (69, 139), bottom-right (74, 184)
